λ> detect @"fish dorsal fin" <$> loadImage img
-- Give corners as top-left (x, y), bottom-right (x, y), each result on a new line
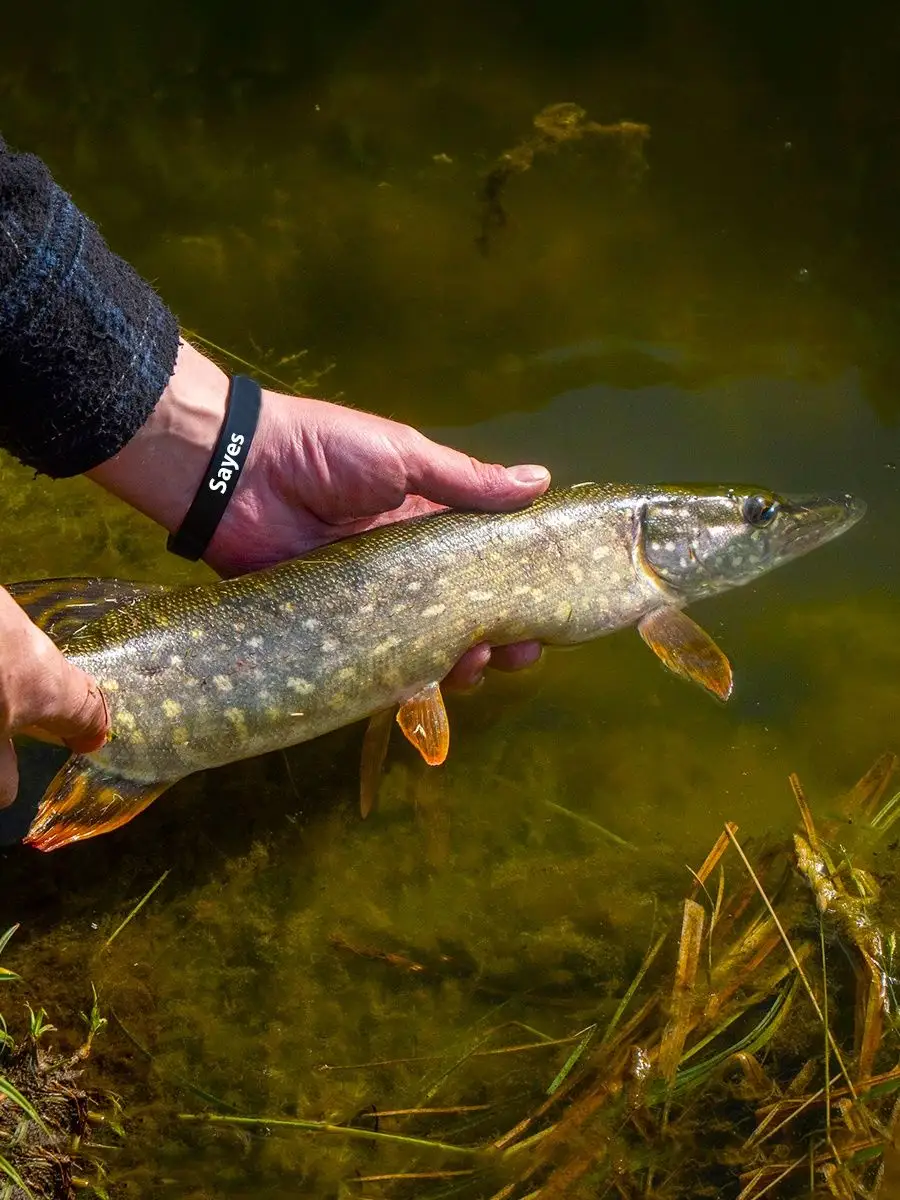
top-left (24, 755), bottom-right (173, 852)
top-left (396, 682), bottom-right (450, 766)
top-left (360, 708), bottom-right (395, 818)
top-left (638, 607), bottom-right (734, 701)
top-left (6, 578), bottom-right (165, 646)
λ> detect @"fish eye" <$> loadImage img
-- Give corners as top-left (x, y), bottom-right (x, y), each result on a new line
top-left (743, 495), bottom-right (779, 527)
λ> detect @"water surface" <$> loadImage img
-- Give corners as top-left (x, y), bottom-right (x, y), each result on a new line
top-left (0, 2), bottom-right (898, 1194)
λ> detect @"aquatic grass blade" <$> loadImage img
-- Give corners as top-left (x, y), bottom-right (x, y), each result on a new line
top-left (0, 1153), bottom-right (35, 1200)
top-left (104, 870), bottom-right (170, 949)
top-left (0, 1075), bottom-right (49, 1134)
top-left (177, 1112), bottom-right (482, 1156)
top-left (546, 1024), bottom-right (597, 1096)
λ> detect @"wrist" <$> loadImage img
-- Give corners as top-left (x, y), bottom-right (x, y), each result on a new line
top-left (87, 340), bottom-right (230, 535)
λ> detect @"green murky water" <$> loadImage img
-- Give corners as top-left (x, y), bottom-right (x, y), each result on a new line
top-left (1, 1), bottom-right (900, 1195)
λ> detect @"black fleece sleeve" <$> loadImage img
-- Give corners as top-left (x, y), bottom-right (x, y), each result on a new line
top-left (0, 134), bottom-right (180, 478)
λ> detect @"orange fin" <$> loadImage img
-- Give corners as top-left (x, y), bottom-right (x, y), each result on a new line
top-left (7, 577), bottom-right (164, 646)
top-left (396, 683), bottom-right (450, 766)
top-left (23, 755), bottom-right (172, 852)
top-left (638, 608), bottom-right (733, 702)
top-left (360, 708), bottom-right (395, 819)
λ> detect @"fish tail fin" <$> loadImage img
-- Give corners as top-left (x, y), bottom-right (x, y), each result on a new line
top-left (23, 756), bottom-right (172, 852)
top-left (6, 578), bottom-right (165, 646)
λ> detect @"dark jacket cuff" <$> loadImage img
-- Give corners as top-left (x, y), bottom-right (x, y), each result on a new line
top-left (0, 135), bottom-right (180, 477)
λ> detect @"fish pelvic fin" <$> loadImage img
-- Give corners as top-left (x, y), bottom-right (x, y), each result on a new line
top-left (6, 578), bottom-right (165, 646)
top-left (360, 708), bottom-right (395, 819)
top-left (23, 755), bottom-right (172, 852)
top-left (638, 607), bottom-right (734, 702)
top-left (396, 682), bottom-right (450, 766)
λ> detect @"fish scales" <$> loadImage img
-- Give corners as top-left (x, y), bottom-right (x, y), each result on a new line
top-left (61, 484), bottom-right (657, 782)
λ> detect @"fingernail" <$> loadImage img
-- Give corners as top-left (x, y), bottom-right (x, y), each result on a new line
top-left (506, 464), bottom-right (550, 486)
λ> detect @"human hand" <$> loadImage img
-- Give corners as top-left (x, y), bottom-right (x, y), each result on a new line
top-left (0, 588), bottom-right (109, 806)
top-left (89, 341), bottom-right (551, 688)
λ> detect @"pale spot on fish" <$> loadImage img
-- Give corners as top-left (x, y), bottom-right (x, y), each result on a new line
top-left (213, 675), bottom-right (233, 693)
top-left (99, 679), bottom-right (119, 692)
top-left (321, 637), bottom-right (339, 653)
top-left (359, 603), bottom-right (375, 615)
top-left (420, 604), bottom-right (446, 618)
top-left (513, 585), bottom-right (531, 596)
top-left (555, 602), bottom-right (573, 622)
top-left (468, 590), bottom-right (494, 602)
top-left (279, 601), bottom-right (295, 614)
top-left (189, 629), bottom-right (204, 641)
top-left (172, 727), bottom-right (189, 746)
top-left (117, 711), bottom-right (136, 730)
top-left (391, 603), bottom-right (408, 615)
top-left (247, 637), bottom-right (263, 649)
top-left (665, 541), bottom-right (677, 552)
top-left (338, 667), bottom-right (356, 681)
top-left (328, 693), bottom-right (347, 709)
top-left (162, 699), bottom-right (182, 719)
top-left (169, 655), bottom-right (183, 667)
top-left (407, 581), bottom-right (423, 592)
top-left (592, 546), bottom-right (611, 561)
top-left (373, 636), bottom-right (401, 655)
top-left (567, 564), bottom-right (584, 583)
top-left (234, 622), bottom-right (246, 633)
top-left (224, 707), bottom-right (248, 734)
top-left (303, 617), bottom-right (319, 631)
top-left (287, 677), bottom-right (314, 694)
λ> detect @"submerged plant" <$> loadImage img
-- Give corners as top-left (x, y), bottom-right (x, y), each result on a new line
top-left (175, 754), bottom-right (900, 1198)
top-left (0, 930), bottom-right (118, 1200)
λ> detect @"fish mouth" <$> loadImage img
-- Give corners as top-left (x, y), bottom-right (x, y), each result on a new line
top-left (780, 492), bottom-right (867, 554)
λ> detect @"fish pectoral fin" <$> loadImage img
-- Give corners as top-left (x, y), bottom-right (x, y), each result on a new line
top-left (23, 755), bottom-right (173, 852)
top-left (360, 707), bottom-right (395, 819)
top-left (396, 683), bottom-right (450, 766)
top-left (7, 577), bottom-right (166, 646)
top-left (637, 608), bottom-right (734, 702)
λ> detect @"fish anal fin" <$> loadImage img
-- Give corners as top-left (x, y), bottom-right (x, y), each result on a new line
top-left (396, 683), bottom-right (450, 766)
top-left (23, 755), bottom-right (172, 852)
top-left (6, 578), bottom-right (165, 646)
top-left (638, 608), bottom-right (733, 702)
top-left (360, 708), bottom-right (395, 819)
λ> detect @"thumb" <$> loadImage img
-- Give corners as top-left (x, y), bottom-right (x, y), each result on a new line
top-left (29, 658), bottom-right (110, 755)
top-left (404, 436), bottom-right (551, 511)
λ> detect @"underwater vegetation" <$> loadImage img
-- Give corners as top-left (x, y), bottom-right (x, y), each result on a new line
top-left (0, 931), bottom-right (115, 1200)
top-left (158, 755), bottom-right (900, 1198)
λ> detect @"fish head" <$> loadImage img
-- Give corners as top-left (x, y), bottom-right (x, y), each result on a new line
top-left (639, 486), bottom-right (866, 601)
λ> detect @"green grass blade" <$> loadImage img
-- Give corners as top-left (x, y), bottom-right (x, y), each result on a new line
top-left (0, 1153), bottom-right (35, 1199)
top-left (546, 1024), bottom-right (597, 1096)
top-left (0, 1076), bottom-right (48, 1134)
top-left (104, 871), bottom-right (170, 949)
top-left (0, 926), bottom-right (19, 958)
top-left (177, 1112), bottom-right (481, 1156)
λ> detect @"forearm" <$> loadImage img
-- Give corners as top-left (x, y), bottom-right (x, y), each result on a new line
top-left (0, 133), bottom-right (180, 477)
top-left (87, 339), bottom-right (231, 535)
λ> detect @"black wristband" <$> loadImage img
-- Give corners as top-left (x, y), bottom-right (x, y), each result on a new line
top-left (166, 375), bottom-right (262, 561)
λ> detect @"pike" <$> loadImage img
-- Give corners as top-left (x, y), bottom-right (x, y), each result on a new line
top-left (10, 481), bottom-right (864, 852)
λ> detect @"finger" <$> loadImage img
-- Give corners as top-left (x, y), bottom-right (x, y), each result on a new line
top-left (443, 643), bottom-right (492, 691)
top-left (488, 642), bottom-right (544, 672)
top-left (0, 739), bottom-right (18, 808)
top-left (402, 433), bottom-right (550, 512)
top-left (26, 657), bottom-right (110, 753)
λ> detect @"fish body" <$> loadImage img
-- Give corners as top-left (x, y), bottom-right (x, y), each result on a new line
top-left (15, 481), bottom-right (864, 850)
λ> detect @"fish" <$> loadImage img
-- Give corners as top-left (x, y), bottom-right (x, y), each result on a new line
top-left (9, 481), bottom-right (865, 852)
